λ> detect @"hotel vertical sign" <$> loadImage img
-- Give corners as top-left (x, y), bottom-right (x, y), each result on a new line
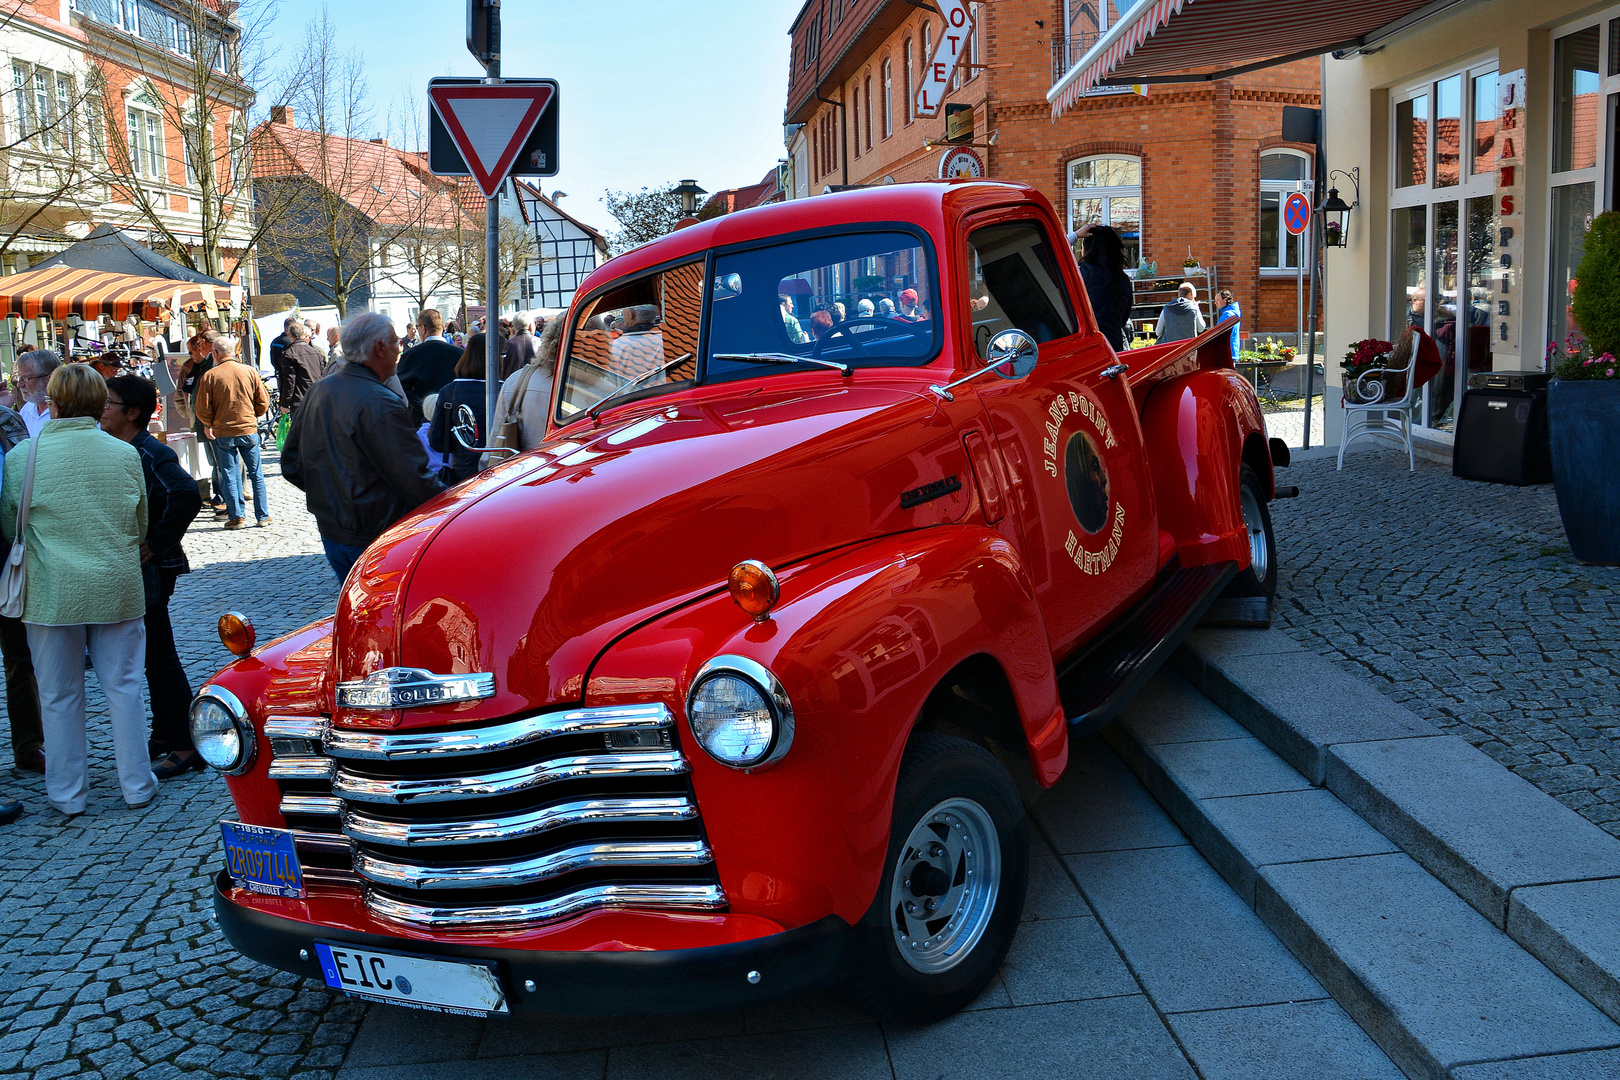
top-left (1496, 69), bottom-right (1526, 366)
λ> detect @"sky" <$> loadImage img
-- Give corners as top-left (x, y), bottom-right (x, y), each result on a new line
top-left (259, 0), bottom-right (801, 237)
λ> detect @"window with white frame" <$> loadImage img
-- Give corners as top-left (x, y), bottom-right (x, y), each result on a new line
top-left (1067, 155), bottom-right (1141, 267)
top-left (882, 59), bottom-right (893, 138)
top-left (1259, 150), bottom-right (1311, 271)
top-left (11, 63), bottom-right (79, 153)
top-left (126, 90), bottom-right (166, 181)
top-left (1389, 59), bottom-right (1500, 432)
top-left (903, 37), bottom-right (914, 125)
top-left (1549, 13), bottom-right (1620, 355)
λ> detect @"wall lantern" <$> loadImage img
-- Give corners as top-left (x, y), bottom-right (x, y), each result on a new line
top-left (1320, 168), bottom-right (1359, 248)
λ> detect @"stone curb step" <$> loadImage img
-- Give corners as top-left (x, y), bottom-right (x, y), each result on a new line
top-left (1102, 660), bottom-right (1620, 1080)
top-left (1174, 627), bottom-right (1620, 1024)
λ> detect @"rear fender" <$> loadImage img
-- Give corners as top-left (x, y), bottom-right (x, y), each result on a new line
top-left (583, 525), bottom-right (1064, 929)
top-left (1140, 369), bottom-right (1269, 568)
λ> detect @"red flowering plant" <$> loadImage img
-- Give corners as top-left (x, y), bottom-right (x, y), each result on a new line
top-left (1341, 338), bottom-right (1395, 398)
top-left (1548, 333), bottom-right (1619, 381)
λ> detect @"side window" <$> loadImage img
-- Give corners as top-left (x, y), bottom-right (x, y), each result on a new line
top-left (964, 222), bottom-right (1077, 359)
top-left (557, 260), bottom-right (703, 420)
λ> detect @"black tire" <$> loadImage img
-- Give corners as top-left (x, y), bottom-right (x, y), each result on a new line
top-left (843, 733), bottom-right (1028, 1023)
top-left (1229, 464), bottom-right (1277, 597)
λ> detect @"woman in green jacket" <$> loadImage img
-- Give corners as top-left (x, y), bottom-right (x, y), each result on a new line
top-left (1, 363), bottom-right (151, 816)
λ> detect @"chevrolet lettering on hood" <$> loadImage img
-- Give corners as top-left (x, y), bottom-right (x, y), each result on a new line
top-left (193, 181), bottom-right (1282, 1025)
top-left (335, 669), bottom-right (497, 710)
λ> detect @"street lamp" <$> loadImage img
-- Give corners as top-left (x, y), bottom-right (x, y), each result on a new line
top-left (674, 179), bottom-right (708, 217)
top-left (1319, 168), bottom-right (1359, 248)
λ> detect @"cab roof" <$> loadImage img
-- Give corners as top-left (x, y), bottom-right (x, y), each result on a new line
top-left (576, 180), bottom-right (1055, 303)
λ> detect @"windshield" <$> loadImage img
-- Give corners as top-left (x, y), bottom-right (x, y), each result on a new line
top-left (556, 230), bottom-right (939, 422)
top-left (707, 230), bottom-right (939, 382)
top-left (557, 259), bottom-right (703, 419)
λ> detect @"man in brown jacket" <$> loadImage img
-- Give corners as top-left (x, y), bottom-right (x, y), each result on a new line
top-left (195, 334), bottom-right (271, 529)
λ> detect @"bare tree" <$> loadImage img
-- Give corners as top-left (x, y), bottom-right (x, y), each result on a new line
top-left (253, 11), bottom-right (418, 316)
top-left (498, 217), bottom-right (540, 308)
top-left (603, 184), bottom-right (684, 255)
top-left (372, 95), bottom-right (463, 313)
top-left (81, 0), bottom-right (286, 281)
top-left (0, 0), bottom-right (110, 264)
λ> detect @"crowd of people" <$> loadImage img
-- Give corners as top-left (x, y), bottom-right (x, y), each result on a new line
top-left (0, 303), bottom-right (560, 825)
top-left (0, 351), bottom-right (206, 824)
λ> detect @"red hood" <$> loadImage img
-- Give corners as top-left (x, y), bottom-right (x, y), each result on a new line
top-left (331, 376), bottom-right (973, 728)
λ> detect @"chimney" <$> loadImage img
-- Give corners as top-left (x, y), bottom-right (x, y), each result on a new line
top-left (369, 138), bottom-right (389, 147)
top-left (270, 105), bottom-right (294, 127)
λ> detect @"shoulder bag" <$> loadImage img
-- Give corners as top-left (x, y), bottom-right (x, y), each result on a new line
top-left (0, 434), bottom-right (39, 618)
top-left (492, 364), bottom-right (541, 455)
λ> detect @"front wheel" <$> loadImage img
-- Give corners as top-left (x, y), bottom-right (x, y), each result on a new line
top-left (843, 733), bottom-right (1028, 1023)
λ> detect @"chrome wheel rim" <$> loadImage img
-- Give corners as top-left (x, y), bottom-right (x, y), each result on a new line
top-left (1240, 485), bottom-right (1269, 582)
top-left (888, 796), bottom-right (1001, 974)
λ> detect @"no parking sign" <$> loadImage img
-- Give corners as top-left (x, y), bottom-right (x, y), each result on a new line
top-left (1283, 192), bottom-right (1311, 235)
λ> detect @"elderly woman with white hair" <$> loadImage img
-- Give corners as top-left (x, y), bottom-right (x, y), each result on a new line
top-left (282, 312), bottom-right (447, 581)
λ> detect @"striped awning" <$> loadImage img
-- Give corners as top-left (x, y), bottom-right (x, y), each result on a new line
top-left (0, 265), bottom-right (235, 322)
top-left (1049, 0), bottom-right (1451, 117)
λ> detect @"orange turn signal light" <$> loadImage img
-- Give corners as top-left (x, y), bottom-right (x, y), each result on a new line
top-left (218, 612), bottom-right (257, 657)
top-left (728, 560), bottom-right (780, 622)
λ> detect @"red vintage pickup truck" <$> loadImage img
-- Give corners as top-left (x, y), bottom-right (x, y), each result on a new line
top-left (194, 181), bottom-right (1284, 1023)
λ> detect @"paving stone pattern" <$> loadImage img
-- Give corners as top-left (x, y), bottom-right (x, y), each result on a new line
top-left (1270, 447), bottom-right (1620, 838)
top-left (0, 448), bottom-right (354, 1080)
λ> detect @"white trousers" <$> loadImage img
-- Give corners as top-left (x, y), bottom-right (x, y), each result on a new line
top-left (27, 618), bottom-right (156, 814)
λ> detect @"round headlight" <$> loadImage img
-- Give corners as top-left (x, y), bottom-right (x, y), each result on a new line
top-left (687, 656), bottom-right (794, 771)
top-left (189, 687), bottom-right (256, 775)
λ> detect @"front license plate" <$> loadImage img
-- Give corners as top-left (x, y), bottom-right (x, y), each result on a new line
top-left (220, 821), bottom-right (304, 898)
top-left (314, 942), bottom-right (509, 1016)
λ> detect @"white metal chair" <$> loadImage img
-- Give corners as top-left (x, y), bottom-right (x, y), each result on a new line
top-left (1337, 330), bottom-right (1443, 471)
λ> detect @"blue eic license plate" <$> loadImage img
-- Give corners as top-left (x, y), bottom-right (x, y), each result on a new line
top-left (220, 821), bottom-right (304, 898)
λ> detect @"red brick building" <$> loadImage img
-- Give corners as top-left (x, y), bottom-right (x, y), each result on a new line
top-left (783, 0), bottom-right (1320, 333)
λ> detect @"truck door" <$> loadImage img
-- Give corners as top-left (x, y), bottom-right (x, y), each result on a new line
top-left (959, 213), bottom-right (1159, 661)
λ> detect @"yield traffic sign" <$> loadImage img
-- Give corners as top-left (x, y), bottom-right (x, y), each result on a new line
top-left (427, 79), bottom-right (557, 197)
top-left (1283, 191), bottom-right (1312, 236)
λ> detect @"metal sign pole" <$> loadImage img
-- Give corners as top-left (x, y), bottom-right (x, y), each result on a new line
top-left (1304, 230), bottom-right (1319, 450)
top-left (477, 0), bottom-right (503, 447)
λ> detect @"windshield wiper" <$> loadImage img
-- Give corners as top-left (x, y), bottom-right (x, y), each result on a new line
top-left (588, 353), bottom-right (693, 421)
top-left (712, 352), bottom-right (852, 377)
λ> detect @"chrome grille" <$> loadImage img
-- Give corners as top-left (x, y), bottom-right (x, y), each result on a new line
top-left (265, 704), bottom-right (723, 929)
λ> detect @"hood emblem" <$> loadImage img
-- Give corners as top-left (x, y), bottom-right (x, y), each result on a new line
top-left (336, 668), bottom-right (496, 710)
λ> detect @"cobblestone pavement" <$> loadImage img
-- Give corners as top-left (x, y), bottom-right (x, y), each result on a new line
top-left (0, 447), bottom-right (355, 1080)
top-left (1270, 446), bottom-right (1620, 837)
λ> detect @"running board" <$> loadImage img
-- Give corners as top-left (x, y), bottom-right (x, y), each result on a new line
top-left (1057, 561), bottom-right (1239, 736)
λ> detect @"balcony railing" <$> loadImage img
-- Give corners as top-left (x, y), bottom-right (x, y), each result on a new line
top-left (1051, 31), bottom-right (1140, 96)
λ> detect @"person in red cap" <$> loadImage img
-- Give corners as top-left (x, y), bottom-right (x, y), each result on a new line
top-left (899, 288), bottom-right (928, 321)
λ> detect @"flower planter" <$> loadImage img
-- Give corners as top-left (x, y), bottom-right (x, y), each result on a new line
top-left (1548, 378), bottom-right (1620, 564)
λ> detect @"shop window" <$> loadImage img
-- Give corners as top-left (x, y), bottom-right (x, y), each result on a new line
top-left (1555, 25), bottom-right (1600, 173)
top-left (1396, 93), bottom-right (1428, 187)
top-left (1472, 71), bottom-right (1499, 177)
top-left (1068, 156), bottom-right (1141, 267)
top-left (1260, 151), bottom-right (1310, 270)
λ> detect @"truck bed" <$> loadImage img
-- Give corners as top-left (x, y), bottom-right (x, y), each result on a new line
top-left (1124, 317), bottom-right (1240, 411)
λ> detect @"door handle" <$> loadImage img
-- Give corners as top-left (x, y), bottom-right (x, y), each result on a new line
top-left (1102, 363), bottom-right (1129, 379)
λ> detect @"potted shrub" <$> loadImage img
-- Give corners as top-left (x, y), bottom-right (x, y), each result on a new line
top-left (1549, 210), bottom-right (1620, 563)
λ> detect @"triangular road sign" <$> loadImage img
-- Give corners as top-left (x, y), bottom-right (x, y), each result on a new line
top-left (428, 81), bottom-right (556, 198)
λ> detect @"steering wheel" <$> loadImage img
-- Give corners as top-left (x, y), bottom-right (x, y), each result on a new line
top-left (812, 317), bottom-right (930, 360)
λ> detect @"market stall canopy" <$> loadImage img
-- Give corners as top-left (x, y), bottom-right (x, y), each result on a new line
top-left (0, 265), bottom-right (234, 322)
top-left (29, 225), bottom-right (230, 286)
top-left (1049, 0), bottom-right (1464, 117)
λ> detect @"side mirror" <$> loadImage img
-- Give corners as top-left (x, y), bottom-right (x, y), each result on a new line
top-left (986, 329), bottom-right (1039, 379)
top-left (929, 328), bottom-right (1038, 401)
top-left (452, 404), bottom-right (478, 450)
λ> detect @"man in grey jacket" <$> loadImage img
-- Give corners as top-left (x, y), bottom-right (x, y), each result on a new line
top-left (1155, 282), bottom-right (1208, 343)
top-left (282, 312), bottom-right (447, 581)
